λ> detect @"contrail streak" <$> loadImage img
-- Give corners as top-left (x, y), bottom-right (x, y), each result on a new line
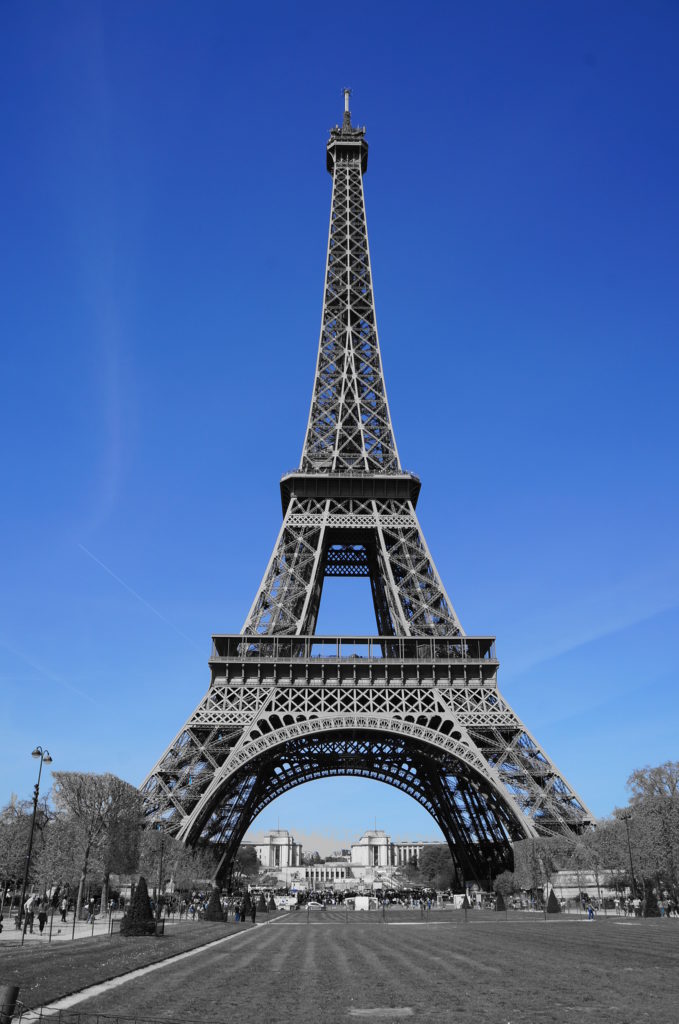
top-left (78, 543), bottom-right (203, 652)
top-left (0, 638), bottom-right (101, 706)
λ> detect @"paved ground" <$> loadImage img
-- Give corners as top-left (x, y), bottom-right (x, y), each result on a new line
top-left (0, 910), bottom-right (119, 944)
top-left (0, 910), bottom-right (208, 945)
top-left (55, 910), bottom-right (679, 1024)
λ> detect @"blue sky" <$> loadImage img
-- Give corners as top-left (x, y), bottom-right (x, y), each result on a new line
top-left (1, 2), bottom-right (678, 855)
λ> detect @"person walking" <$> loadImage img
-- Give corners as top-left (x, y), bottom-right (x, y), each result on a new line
top-left (250, 901), bottom-right (257, 925)
top-left (38, 907), bottom-right (48, 935)
top-left (24, 895), bottom-right (35, 934)
top-left (60, 896), bottom-right (68, 922)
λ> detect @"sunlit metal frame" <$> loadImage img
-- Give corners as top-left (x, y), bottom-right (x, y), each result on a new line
top-left (141, 95), bottom-right (593, 884)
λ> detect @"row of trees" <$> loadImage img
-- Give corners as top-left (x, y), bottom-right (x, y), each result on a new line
top-left (3, 761), bottom-right (676, 914)
top-left (494, 761), bottom-right (679, 908)
top-left (0, 771), bottom-right (220, 920)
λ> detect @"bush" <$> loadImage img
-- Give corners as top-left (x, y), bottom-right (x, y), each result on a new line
top-left (642, 882), bottom-right (661, 918)
top-left (120, 876), bottom-right (156, 937)
top-left (267, 895), bottom-right (277, 912)
top-left (495, 892), bottom-right (506, 912)
top-left (493, 870), bottom-right (515, 898)
top-left (547, 889), bottom-right (561, 914)
top-left (461, 895), bottom-right (471, 910)
top-left (205, 887), bottom-right (224, 922)
top-left (256, 894), bottom-right (268, 913)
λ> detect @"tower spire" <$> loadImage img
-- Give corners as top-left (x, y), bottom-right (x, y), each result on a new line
top-left (343, 87), bottom-right (352, 129)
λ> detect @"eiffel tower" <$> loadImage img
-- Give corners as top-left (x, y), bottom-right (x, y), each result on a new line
top-left (142, 92), bottom-right (593, 884)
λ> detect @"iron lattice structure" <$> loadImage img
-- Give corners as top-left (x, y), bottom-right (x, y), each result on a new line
top-left (142, 94), bottom-right (593, 883)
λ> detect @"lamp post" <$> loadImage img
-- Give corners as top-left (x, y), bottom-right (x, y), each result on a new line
top-left (19, 746), bottom-right (53, 946)
top-left (156, 831), bottom-right (165, 926)
top-left (619, 810), bottom-right (637, 899)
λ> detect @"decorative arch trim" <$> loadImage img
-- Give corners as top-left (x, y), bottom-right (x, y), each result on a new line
top-left (177, 713), bottom-right (536, 844)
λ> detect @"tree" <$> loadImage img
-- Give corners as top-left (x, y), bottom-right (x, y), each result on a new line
top-left (547, 889), bottom-right (561, 913)
top-left (514, 837), bottom-right (571, 906)
top-left (493, 870), bottom-right (515, 898)
top-left (513, 840), bottom-right (545, 903)
top-left (33, 816), bottom-right (84, 893)
top-left (569, 827), bottom-right (619, 906)
top-left (642, 879), bottom-right (660, 917)
top-left (120, 875), bottom-right (155, 936)
top-left (52, 772), bottom-right (139, 919)
top-left (137, 830), bottom-right (218, 905)
top-left (232, 844), bottom-right (259, 887)
top-left (256, 893), bottom-right (268, 913)
top-left (401, 855), bottom-right (421, 885)
top-left (628, 762), bottom-right (679, 803)
top-left (0, 795), bottom-right (52, 895)
top-left (584, 817), bottom-right (628, 894)
top-left (205, 886), bottom-right (224, 921)
top-left (418, 845), bottom-right (456, 890)
top-left (495, 891), bottom-right (506, 912)
top-left (99, 785), bottom-right (143, 914)
top-left (625, 762), bottom-right (679, 901)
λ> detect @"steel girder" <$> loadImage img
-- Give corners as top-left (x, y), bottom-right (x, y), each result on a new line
top-left (141, 100), bottom-right (594, 884)
top-left (141, 666), bottom-right (593, 883)
top-left (242, 496), bottom-right (463, 637)
top-left (301, 125), bottom-right (397, 474)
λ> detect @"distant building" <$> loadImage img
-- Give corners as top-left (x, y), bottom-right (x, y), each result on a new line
top-left (254, 829), bottom-right (302, 870)
top-left (546, 869), bottom-right (623, 902)
top-left (351, 830), bottom-right (436, 869)
top-left (251, 828), bottom-right (441, 890)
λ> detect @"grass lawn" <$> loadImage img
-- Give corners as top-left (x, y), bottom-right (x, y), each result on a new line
top-left (0, 919), bottom-right (255, 1010)
top-left (60, 910), bottom-right (679, 1024)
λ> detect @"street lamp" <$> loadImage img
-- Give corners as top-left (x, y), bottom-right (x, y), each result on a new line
top-left (156, 830), bottom-right (165, 925)
top-left (619, 810), bottom-right (637, 899)
top-left (19, 746), bottom-right (53, 946)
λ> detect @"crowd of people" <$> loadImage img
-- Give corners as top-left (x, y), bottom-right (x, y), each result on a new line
top-left (613, 895), bottom-right (677, 917)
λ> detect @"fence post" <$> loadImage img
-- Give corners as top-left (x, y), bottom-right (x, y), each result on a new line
top-left (0, 985), bottom-right (19, 1024)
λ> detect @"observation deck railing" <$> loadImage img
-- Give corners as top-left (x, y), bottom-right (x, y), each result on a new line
top-left (210, 634), bottom-right (497, 664)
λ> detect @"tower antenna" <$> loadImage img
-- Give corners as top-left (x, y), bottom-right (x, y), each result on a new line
top-left (342, 87), bottom-right (352, 128)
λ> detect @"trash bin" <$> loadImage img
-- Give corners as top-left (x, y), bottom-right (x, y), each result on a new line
top-left (154, 921), bottom-right (165, 936)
